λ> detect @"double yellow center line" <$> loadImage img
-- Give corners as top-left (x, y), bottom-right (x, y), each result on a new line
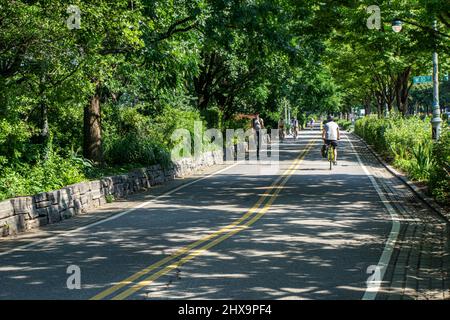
top-left (91, 138), bottom-right (317, 300)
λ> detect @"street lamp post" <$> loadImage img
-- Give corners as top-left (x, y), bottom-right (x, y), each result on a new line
top-left (392, 19), bottom-right (443, 140)
top-left (431, 20), bottom-right (442, 141)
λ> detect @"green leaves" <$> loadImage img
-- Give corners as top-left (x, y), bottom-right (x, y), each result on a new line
top-left (324, 0), bottom-right (449, 116)
top-left (0, 151), bottom-right (89, 201)
top-left (2, 0), bottom-right (446, 200)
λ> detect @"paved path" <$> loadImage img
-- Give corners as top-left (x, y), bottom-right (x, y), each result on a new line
top-left (0, 128), bottom-right (448, 300)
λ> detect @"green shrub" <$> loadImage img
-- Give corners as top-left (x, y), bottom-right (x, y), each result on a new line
top-left (429, 130), bottom-right (450, 204)
top-left (0, 151), bottom-right (88, 201)
top-left (221, 117), bottom-right (251, 131)
top-left (355, 116), bottom-right (432, 160)
top-left (148, 106), bottom-right (205, 150)
top-left (355, 116), bottom-right (449, 204)
top-left (0, 119), bottom-right (36, 164)
top-left (103, 133), bottom-right (170, 168)
top-left (106, 194), bottom-right (115, 203)
top-left (0, 103), bottom-right (218, 201)
top-left (201, 107), bottom-right (221, 128)
top-left (103, 105), bottom-right (205, 167)
top-left (336, 119), bottom-right (352, 131)
top-left (354, 116), bottom-right (391, 153)
top-left (409, 141), bottom-right (433, 182)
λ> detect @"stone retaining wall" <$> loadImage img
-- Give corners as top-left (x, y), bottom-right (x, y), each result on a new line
top-left (0, 148), bottom-right (228, 237)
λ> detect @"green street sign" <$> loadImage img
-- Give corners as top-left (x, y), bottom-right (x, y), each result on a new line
top-left (413, 75), bottom-right (432, 84)
top-left (413, 74), bottom-right (449, 84)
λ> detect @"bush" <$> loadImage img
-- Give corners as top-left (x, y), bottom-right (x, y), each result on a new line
top-left (336, 119), bottom-right (352, 131)
top-left (201, 107), bottom-right (221, 128)
top-left (0, 118), bottom-right (37, 164)
top-left (355, 116), bottom-right (432, 160)
top-left (222, 116), bottom-right (252, 131)
top-left (147, 106), bottom-right (205, 150)
top-left (429, 130), bottom-right (450, 204)
top-left (0, 151), bottom-right (88, 201)
top-left (354, 116), bottom-right (390, 152)
top-left (355, 117), bottom-right (432, 181)
top-left (103, 133), bottom-right (170, 168)
top-left (102, 105), bottom-right (206, 168)
top-left (355, 115), bottom-right (449, 204)
top-left (0, 104), bottom-right (211, 201)
top-left (408, 141), bottom-right (433, 181)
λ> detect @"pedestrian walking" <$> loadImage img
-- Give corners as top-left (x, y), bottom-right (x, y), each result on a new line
top-left (252, 113), bottom-right (264, 159)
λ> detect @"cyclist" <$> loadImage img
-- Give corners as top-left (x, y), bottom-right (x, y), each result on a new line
top-left (322, 115), bottom-right (340, 165)
top-left (278, 117), bottom-right (285, 142)
top-left (291, 117), bottom-right (299, 139)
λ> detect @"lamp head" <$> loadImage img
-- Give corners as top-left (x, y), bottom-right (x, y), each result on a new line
top-left (392, 19), bottom-right (403, 33)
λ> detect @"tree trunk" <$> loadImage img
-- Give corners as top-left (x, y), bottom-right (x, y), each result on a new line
top-left (395, 67), bottom-right (412, 116)
top-left (218, 93), bottom-right (234, 121)
top-left (197, 93), bottom-right (210, 110)
top-left (364, 96), bottom-right (372, 116)
top-left (194, 52), bottom-right (216, 111)
top-left (83, 88), bottom-right (102, 163)
top-left (373, 91), bottom-right (382, 117)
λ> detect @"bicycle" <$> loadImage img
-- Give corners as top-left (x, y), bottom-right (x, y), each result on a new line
top-left (326, 144), bottom-right (335, 170)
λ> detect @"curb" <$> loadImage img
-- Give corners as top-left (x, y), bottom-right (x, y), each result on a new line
top-left (350, 132), bottom-right (450, 223)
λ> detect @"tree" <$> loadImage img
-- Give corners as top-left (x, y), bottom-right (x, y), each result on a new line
top-left (324, 0), bottom-right (449, 117)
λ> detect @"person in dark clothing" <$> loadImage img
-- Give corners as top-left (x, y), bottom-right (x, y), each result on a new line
top-left (252, 113), bottom-right (264, 159)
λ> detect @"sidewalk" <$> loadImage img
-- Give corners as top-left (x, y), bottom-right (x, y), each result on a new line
top-left (349, 133), bottom-right (450, 300)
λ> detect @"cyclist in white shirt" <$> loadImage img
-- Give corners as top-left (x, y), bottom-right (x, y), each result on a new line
top-left (322, 115), bottom-right (340, 165)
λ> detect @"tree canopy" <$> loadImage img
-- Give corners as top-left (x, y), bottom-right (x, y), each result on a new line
top-left (0, 0), bottom-right (449, 200)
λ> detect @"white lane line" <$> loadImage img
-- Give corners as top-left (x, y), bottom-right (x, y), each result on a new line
top-left (345, 134), bottom-right (401, 300)
top-left (0, 162), bottom-right (239, 257)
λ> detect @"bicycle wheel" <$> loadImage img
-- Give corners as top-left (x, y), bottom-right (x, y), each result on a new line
top-left (328, 146), bottom-right (334, 170)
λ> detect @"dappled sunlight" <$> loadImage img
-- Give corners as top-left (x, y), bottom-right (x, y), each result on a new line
top-left (0, 133), bottom-right (390, 299)
top-left (0, 131), bottom-right (446, 300)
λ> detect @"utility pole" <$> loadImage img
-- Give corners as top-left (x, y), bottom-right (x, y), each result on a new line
top-left (431, 20), bottom-right (442, 141)
top-left (391, 18), bottom-right (444, 140)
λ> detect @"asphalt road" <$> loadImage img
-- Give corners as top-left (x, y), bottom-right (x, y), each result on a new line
top-left (0, 128), bottom-right (394, 300)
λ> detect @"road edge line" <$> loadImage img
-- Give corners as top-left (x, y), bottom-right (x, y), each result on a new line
top-left (351, 132), bottom-right (449, 221)
top-left (345, 134), bottom-right (401, 301)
